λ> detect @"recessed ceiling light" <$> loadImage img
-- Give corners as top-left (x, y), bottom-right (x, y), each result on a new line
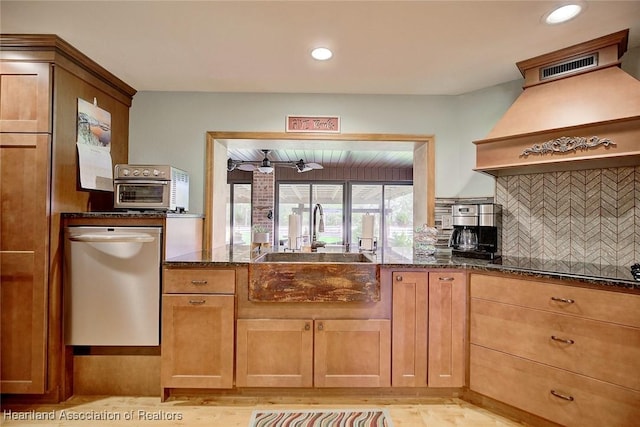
top-left (545, 4), bottom-right (583, 24)
top-left (311, 47), bottom-right (333, 61)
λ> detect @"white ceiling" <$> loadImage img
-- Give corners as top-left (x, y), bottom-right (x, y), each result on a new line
top-left (3, 0), bottom-right (639, 96)
top-left (3, 0), bottom-right (640, 168)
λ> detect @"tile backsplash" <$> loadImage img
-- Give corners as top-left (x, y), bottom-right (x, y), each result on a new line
top-left (495, 166), bottom-right (640, 267)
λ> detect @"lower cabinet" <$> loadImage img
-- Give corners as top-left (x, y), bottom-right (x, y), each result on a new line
top-left (236, 319), bottom-right (313, 387)
top-left (391, 270), bottom-right (466, 388)
top-left (161, 295), bottom-right (235, 390)
top-left (236, 318), bottom-right (391, 388)
top-left (471, 345), bottom-right (640, 427)
top-left (469, 273), bottom-right (640, 427)
top-left (161, 267), bottom-right (237, 397)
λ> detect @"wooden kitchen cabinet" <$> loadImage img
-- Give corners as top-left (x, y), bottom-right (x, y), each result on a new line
top-left (391, 270), bottom-right (466, 388)
top-left (471, 345), bottom-right (639, 427)
top-left (0, 61), bottom-right (51, 133)
top-left (1, 35), bottom-right (135, 401)
top-left (0, 134), bottom-right (49, 394)
top-left (391, 271), bottom-right (428, 387)
top-left (427, 271), bottom-right (466, 387)
top-left (469, 272), bottom-right (640, 427)
top-left (236, 319), bottom-right (313, 387)
top-left (315, 319), bottom-right (390, 388)
top-left (235, 318), bottom-right (390, 388)
top-left (161, 295), bottom-right (235, 391)
top-left (161, 268), bottom-right (236, 398)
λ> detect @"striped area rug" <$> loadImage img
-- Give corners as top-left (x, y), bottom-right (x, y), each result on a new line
top-left (249, 409), bottom-right (393, 427)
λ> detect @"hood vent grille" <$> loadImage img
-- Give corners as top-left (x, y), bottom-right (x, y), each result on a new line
top-left (541, 53), bottom-right (598, 80)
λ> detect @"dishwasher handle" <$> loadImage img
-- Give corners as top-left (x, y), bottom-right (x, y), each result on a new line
top-left (68, 233), bottom-right (155, 243)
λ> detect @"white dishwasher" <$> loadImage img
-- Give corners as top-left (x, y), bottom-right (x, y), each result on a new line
top-left (64, 226), bottom-right (162, 346)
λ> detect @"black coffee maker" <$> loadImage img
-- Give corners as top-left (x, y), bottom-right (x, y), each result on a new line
top-left (448, 203), bottom-right (501, 260)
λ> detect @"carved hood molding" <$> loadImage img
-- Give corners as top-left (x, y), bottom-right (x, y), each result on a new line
top-left (474, 30), bottom-right (640, 176)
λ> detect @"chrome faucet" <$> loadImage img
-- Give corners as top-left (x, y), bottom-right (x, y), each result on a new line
top-left (311, 203), bottom-right (325, 252)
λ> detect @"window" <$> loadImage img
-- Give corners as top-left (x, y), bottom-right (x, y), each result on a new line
top-left (350, 184), bottom-right (382, 250)
top-left (226, 183), bottom-right (252, 246)
top-left (277, 181), bottom-right (412, 256)
top-left (383, 185), bottom-right (413, 258)
top-left (277, 183), bottom-right (344, 247)
top-left (350, 183), bottom-right (413, 257)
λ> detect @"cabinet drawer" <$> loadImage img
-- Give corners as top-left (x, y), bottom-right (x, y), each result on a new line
top-left (471, 298), bottom-right (640, 390)
top-left (470, 345), bottom-right (640, 427)
top-left (163, 268), bottom-right (235, 294)
top-left (470, 273), bottom-right (640, 327)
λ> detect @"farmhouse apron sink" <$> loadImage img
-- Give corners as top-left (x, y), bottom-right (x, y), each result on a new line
top-left (249, 251), bottom-right (379, 302)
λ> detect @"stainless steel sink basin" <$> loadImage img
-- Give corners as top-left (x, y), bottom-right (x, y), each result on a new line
top-left (249, 251), bottom-right (379, 303)
top-left (253, 251), bottom-right (375, 263)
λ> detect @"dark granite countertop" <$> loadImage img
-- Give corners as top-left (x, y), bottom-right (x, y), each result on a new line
top-left (62, 211), bottom-right (204, 219)
top-left (165, 246), bottom-right (640, 293)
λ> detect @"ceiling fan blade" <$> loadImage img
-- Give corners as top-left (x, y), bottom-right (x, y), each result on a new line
top-left (237, 163), bottom-right (257, 171)
top-left (306, 162), bottom-right (324, 169)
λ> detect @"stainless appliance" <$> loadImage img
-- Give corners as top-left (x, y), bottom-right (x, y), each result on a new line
top-left (64, 226), bottom-right (162, 346)
top-left (448, 203), bottom-right (501, 260)
top-left (114, 164), bottom-right (189, 211)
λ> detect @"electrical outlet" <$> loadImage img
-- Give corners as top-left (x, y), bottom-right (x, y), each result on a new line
top-left (441, 214), bottom-right (453, 229)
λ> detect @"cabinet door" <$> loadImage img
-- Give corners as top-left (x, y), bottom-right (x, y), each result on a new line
top-left (0, 134), bottom-right (49, 394)
top-left (161, 295), bottom-right (234, 389)
top-left (0, 62), bottom-right (51, 133)
top-left (428, 271), bottom-right (466, 387)
top-left (314, 319), bottom-right (390, 388)
top-left (391, 271), bottom-right (428, 387)
top-left (236, 319), bottom-right (313, 387)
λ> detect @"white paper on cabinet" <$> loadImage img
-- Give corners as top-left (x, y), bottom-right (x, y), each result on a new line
top-left (76, 143), bottom-right (113, 191)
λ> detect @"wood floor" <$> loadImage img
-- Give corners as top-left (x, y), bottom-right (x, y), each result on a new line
top-left (1, 396), bottom-right (528, 426)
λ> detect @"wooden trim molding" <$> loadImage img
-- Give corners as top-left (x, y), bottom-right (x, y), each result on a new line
top-left (204, 131), bottom-right (436, 250)
top-left (0, 34), bottom-right (137, 103)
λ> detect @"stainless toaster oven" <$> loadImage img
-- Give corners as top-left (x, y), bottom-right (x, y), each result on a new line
top-left (113, 164), bottom-right (189, 211)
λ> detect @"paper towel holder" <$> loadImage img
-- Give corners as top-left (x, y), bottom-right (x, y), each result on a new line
top-left (358, 237), bottom-right (377, 254)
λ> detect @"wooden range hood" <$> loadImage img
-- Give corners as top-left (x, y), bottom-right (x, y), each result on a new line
top-left (474, 29), bottom-right (640, 176)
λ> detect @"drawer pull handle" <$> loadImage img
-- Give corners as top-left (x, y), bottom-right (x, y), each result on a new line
top-left (551, 335), bottom-right (575, 345)
top-left (304, 323), bottom-right (311, 331)
top-left (191, 280), bottom-right (208, 285)
top-left (439, 277), bottom-right (455, 281)
top-left (550, 390), bottom-right (574, 402)
top-left (396, 275), bottom-right (403, 281)
top-left (551, 297), bottom-right (575, 304)
top-left (318, 322), bottom-right (324, 331)
top-left (189, 299), bottom-right (206, 305)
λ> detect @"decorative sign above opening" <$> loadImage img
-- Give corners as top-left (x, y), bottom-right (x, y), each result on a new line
top-left (286, 115), bottom-right (340, 133)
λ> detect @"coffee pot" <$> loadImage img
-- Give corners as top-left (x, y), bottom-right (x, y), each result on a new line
top-left (456, 226), bottom-right (478, 251)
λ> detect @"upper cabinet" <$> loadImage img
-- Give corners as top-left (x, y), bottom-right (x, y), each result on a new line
top-left (0, 34), bottom-right (135, 400)
top-left (0, 62), bottom-right (51, 132)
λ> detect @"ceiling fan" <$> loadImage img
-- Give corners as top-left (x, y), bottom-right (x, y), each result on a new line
top-left (227, 149), bottom-right (324, 173)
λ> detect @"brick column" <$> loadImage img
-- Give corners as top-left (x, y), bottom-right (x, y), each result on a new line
top-left (251, 171), bottom-right (275, 245)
